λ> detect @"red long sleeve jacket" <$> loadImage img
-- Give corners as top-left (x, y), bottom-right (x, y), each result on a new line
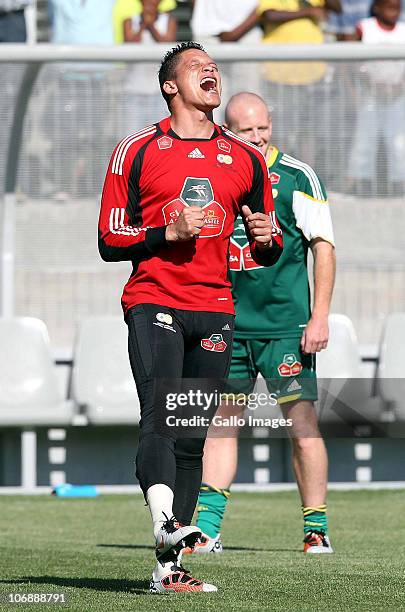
top-left (99, 117), bottom-right (283, 315)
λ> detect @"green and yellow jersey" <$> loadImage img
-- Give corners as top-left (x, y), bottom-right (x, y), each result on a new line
top-left (230, 147), bottom-right (334, 340)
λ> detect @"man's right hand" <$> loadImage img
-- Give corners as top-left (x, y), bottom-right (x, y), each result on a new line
top-left (165, 206), bottom-right (205, 243)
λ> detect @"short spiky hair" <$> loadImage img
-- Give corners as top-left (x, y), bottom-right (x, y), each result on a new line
top-left (158, 42), bottom-right (206, 109)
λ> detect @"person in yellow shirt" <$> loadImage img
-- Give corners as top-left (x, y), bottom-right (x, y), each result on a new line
top-left (113, 0), bottom-right (177, 135)
top-left (113, 0), bottom-right (177, 44)
top-left (257, 0), bottom-right (340, 167)
top-left (258, 0), bottom-right (341, 84)
top-left (261, 0), bottom-right (325, 44)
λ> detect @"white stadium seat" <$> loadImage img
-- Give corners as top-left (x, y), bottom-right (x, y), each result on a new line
top-left (376, 312), bottom-right (405, 419)
top-left (71, 316), bottom-right (140, 425)
top-left (317, 314), bottom-right (364, 379)
top-left (0, 317), bottom-right (74, 427)
top-left (0, 317), bottom-right (75, 489)
top-left (317, 314), bottom-right (381, 425)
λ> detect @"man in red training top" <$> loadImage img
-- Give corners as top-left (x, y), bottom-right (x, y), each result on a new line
top-left (99, 41), bottom-right (283, 594)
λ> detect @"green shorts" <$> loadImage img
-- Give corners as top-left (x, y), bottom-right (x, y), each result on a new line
top-left (228, 337), bottom-right (318, 404)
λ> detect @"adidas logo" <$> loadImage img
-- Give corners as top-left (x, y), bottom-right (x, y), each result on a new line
top-left (188, 148), bottom-right (205, 159)
top-left (222, 323), bottom-right (231, 331)
top-left (286, 379), bottom-right (302, 392)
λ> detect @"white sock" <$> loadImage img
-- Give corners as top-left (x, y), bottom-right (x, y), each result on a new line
top-left (153, 557), bottom-right (177, 579)
top-left (146, 484), bottom-right (174, 539)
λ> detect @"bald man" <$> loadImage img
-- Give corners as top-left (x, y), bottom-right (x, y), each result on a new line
top-left (190, 92), bottom-right (336, 554)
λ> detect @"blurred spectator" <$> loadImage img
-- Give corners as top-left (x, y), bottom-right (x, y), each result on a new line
top-left (191, 0), bottom-right (261, 44)
top-left (326, 0), bottom-right (372, 40)
top-left (49, 0), bottom-right (115, 44)
top-left (113, 0), bottom-right (177, 43)
top-left (259, 0), bottom-right (341, 82)
top-left (348, 0), bottom-right (405, 195)
top-left (0, 0), bottom-right (32, 42)
top-left (259, 0), bottom-right (341, 38)
top-left (326, 0), bottom-right (405, 39)
top-left (257, 0), bottom-right (341, 166)
top-left (114, 0), bottom-right (177, 134)
top-left (191, 0), bottom-right (262, 123)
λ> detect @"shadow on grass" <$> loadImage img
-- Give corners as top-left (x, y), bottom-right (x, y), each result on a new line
top-left (0, 576), bottom-right (150, 596)
top-left (97, 543), bottom-right (301, 553)
top-left (223, 546), bottom-right (301, 553)
top-left (98, 543), bottom-right (152, 551)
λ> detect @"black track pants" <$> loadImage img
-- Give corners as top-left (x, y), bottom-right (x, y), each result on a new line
top-left (127, 303), bottom-right (234, 525)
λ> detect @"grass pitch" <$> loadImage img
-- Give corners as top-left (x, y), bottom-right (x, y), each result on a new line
top-left (0, 490), bottom-right (404, 611)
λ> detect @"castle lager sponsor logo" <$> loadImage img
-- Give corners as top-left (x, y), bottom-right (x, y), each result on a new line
top-left (270, 172), bottom-right (280, 185)
top-left (204, 207), bottom-right (220, 228)
top-left (162, 199), bottom-right (184, 225)
top-left (162, 200), bottom-right (225, 238)
top-left (163, 178), bottom-right (225, 238)
top-left (201, 202), bottom-right (226, 237)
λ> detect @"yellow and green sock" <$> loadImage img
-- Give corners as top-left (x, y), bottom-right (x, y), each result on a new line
top-left (196, 483), bottom-right (230, 538)
top-left (302, 504), bottom-right (328, 535)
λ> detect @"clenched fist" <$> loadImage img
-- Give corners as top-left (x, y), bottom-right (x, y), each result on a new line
top-left (165, 206), bottom-right (205, 243)
top-left (242, 205), bottom-right (273, 250)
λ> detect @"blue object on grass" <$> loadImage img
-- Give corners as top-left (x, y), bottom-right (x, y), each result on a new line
top-left (52, 484), bottom-right (99, 498)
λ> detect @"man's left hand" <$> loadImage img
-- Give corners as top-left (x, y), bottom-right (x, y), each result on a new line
top-left (242, 205), bottom-right (273, 250)
top-left (301, 315), bottom-right (329, 354)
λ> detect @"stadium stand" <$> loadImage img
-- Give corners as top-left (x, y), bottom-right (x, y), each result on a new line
top-left (71, 316), bottom-right (140, 425)
top-left (1, 43), bottom-right (404, 486)
top-left (2, 56), bottom-right (402, 351)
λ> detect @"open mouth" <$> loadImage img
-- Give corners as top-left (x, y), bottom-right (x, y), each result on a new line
top-left (200, 77), bottom-right (217, 93)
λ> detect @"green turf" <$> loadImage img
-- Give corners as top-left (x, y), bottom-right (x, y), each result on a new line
top-left (0, 490), bottom-right (404, 611)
